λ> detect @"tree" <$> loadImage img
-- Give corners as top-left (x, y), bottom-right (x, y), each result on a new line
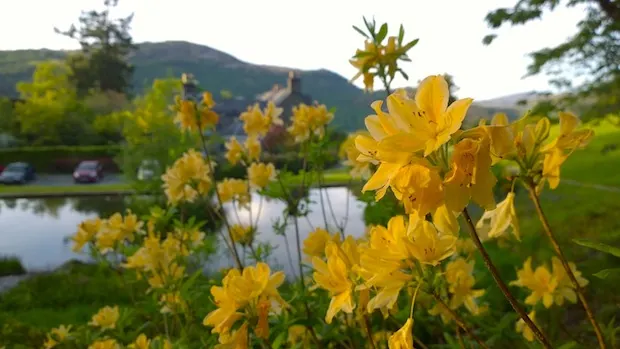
top-left (443, 73), bottom-right (460, 105)
top-left (56, 0), bottom-right (136, 95)
top-left (15, 61), bottom-right (92, 145)
top-left (120, 78), bottom-right (196, 191)
top-left (483, 0), bottom-right (620, 120)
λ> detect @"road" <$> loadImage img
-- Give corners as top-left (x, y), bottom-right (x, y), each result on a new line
top-left (29, 173), bottom-right (125, 186)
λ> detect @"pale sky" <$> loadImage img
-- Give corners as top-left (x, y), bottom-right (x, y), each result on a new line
top-left (0, 0), bottom-right (584, 100)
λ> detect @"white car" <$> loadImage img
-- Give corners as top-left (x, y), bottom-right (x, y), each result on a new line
top-left (137, 159), bottom-right (161, 181)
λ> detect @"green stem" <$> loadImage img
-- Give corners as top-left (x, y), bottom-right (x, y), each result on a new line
top-left (197, 129), bottom-right (243, 270)
top-left (432, 293), bottom-right (489, 349)
top-left (526, 181), bottom-right (606, 349)
top-left (461, 208), bottom-right (553, 348)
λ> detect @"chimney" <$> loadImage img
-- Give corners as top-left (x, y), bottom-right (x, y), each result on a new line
top-left (287, 71), bottom-right (301, 93)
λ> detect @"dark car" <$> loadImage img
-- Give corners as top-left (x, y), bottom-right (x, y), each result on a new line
top-left (73, 161), bottom-right (104, 183)
top-left (0, 162), bottom-right (36, 184)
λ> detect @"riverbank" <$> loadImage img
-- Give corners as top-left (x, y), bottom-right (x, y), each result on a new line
top-left (0, 169), bottom-right (358, 199)
top-left (0, 183), bottom-right (134, 199)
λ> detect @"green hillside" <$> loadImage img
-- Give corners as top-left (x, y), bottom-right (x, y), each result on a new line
top-left (0, 41), bottom-right (519, 131)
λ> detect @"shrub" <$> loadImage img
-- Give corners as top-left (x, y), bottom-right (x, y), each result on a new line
top-left (0, 255), bottom-right (26, 277)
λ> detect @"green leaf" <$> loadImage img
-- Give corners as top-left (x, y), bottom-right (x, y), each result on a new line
top-left (352, 25), bottom-right (369, 39)
top-left (399, 70), bottom-right (409, 80)
top-left (558, 341), bottom-right (579, 349)
top-left (376, 23), bottom-right (388, 43)
top-left (593, 268), bottom-right (620, 280)
top-left (272, 332), bottom-right (287, 349)
top-left (398, 24), bottom-right (405, 45)
top-left (573, 238), bottom-right (620, 258)
top-left (402, 38), bottom-right (420, 52)
top-left (363, 16), bottom-right (373, 34)
top-left (482, 34), bottom-right (497, 45)
top-left (181, 269), bottom-right (203, 296)
top-left (354, 51), bottom-right (375, 58)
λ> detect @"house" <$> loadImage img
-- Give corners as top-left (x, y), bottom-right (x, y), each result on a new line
top-left (255, 71), bottom-right (313, 121)
top-left (212, 71), bottom-right (314, 138)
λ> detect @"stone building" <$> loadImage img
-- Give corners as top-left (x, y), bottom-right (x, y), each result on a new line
top-left (212, 71), bottom-right (313, 138)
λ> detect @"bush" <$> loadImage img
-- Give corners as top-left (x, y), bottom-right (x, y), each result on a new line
top-left (0, 145), bottom-right (122, 173)
top-left (0, 255), bottom-right (26, 277)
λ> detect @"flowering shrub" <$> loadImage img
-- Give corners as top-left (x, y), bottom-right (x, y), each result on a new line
top-left (27, 19), bottom-right (613, 349)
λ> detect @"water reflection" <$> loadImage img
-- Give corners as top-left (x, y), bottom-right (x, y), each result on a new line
top-left (0, 188), bottom-right (367, 276)
top-left (210, 187), bottom-right (366, 276)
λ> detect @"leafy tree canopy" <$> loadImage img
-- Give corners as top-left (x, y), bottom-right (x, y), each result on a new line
top-left (483, 0), bottom-right (620, 120)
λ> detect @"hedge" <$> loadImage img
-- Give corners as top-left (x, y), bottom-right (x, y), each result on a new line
top-left (0, 145), bottom-right (338, 175)
top-left (0, 145), bottom-right (122, 173)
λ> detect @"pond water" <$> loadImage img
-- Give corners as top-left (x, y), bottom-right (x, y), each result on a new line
top-left (0, 188), bottom-right (367, 276)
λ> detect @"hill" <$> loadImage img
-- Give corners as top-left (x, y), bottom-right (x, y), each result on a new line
top-left (0, 41), bottom-right (520, 131)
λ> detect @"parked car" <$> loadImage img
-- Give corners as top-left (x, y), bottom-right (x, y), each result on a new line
top-left (73, 160), bottom-right (104, 183)
top-left (137, 159), bottom-right (161, 181)
top-left (0, 162), bottom-right (36, 184)
top-left (0, 164), bottom-right (4, 174)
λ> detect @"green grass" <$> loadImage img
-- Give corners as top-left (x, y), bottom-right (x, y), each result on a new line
top-left (0, 256), bottom-right (26, 277)
top-left (0, 183), bottom-right (132, 196)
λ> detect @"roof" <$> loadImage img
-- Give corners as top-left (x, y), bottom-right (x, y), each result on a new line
top-left (255, 85), bottom-right (312, 106)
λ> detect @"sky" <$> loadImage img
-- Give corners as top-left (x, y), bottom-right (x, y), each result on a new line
top-left (0, 0), bottom-right (585, 100)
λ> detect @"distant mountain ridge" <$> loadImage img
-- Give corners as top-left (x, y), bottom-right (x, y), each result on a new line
top-left (0, 40), bottom-right (521, 131)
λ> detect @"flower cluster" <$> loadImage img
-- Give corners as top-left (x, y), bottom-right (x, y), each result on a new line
top-left (203, 263), bottom-right (287, 347)
top-left (349, 19), bottom-right (419, 92)
top-left (173, 91), bottom-right (219, 132)
top-left (71, 210), bottom-right (142, 254)
top-left (287, 103), bottom-right (334, 143)
top-left (239, 101), bottom-right (283, 137)
top-left (161, 149), bottom-right (214, 205)
top-left (511, 257), bottom-right (588, 309)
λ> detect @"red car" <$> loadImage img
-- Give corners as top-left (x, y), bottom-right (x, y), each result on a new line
top-left (0, 165), bottom-right (4, 174)
top-left (73, 160), bottom-right (104, 183)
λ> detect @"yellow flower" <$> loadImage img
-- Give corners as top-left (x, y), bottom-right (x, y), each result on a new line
top-left (264, 101), bottom-right (284, 126)
top-left (174, 96), bottom-right (219, 132)
top-left (444, 129), bottom-right (497, 212)
top-left (88, 339), bottom-right (120, 349)
top-left (217, 178), bottom-right (251, 207)
top-left (245, 135), bottom-right (261, 162)
top-left (128, 334), bottom-right (150, 349)
top-left (542, 147), bottom-right (568, 189)
top-left (247, 162), bottom-right (276, 189)
top-left (405, 216), bottom-right (457, 266)
top-left (230, 224), bottom-right (254, 245)
top-left (160, 291), bottom-right (186, 314)
top-left (89, 305), bottom-right (120, 330)
top-left (215, 322), bottom-right (248, 349)
top-left (312, 242), bottom-right (355, 323)
top-left (287, 103), bottom-right (334, 143)
top-left (551, 257), bottom-right (588, 306)
top-left (444, 258), bottom-right (486, 315)
top-left (339, 131), bottom-right (373, 179)
top-left (516, 311), bottom-right (538, 342)
top-left (365, 158), bottom-right (445, 217)
top-left (476, 192), bottom-right (520, 241)
top-left (541, 112), bottom-right (594, 152)
top-left (350, 40), bottom-right (382, 91)
top-left (240, 104), bottom-right (269, 137)
top-left (72, 218), bottom-right (102, 252)
top-left (204, 263), bottom-right (286, 338)
top-left (287, 324), bottom-right (311, 347)
top-left (303, 228), bottom-right (341, 258)
top-left (511, 258), bottom-right (558, 308)
top-left (378, 75), bottom-right (473, 156)
top-left (225, 136), bottom-right (244, 165)
top-left (44, 324), bottom-right (72, 349)
top-left (388, 318), bottom-right (414, 349)
top-left (161, 149), bottom-right (213, 205)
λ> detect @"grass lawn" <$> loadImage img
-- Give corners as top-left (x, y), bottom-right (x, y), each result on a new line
top-left (0, 183), bottom-right (132, 197)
